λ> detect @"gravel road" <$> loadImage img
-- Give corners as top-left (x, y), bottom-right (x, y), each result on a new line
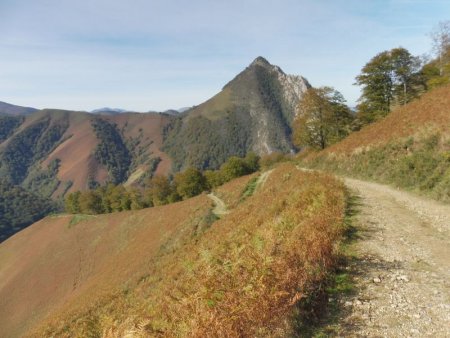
top-left (338, 177), bottom-right (450, 337)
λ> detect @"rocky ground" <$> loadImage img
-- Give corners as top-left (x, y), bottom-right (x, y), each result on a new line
top-left (336, 177), bottom-right (450, 337)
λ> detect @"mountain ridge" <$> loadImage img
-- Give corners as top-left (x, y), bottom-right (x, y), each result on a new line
top-left (0, 101), bottom-right (38, 116)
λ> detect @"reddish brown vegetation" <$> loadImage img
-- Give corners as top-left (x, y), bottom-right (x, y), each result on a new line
top-left (318, 85), bottom-right (450, 156)
top-left (214, 172), bottom-right (258, 209)
top-left (0, 195), bottom-right (212, 337)
top-left (26, 164), bottom-right (347, 337)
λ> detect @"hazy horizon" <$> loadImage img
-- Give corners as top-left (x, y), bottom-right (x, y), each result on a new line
top-left (1, 0), bottom-right (449, 112)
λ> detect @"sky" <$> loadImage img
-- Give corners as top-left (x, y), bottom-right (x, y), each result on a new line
top-left (0, 0), bottom-right (449, 112)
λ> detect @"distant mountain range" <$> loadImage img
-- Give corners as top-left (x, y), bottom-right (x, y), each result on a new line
top-left (90, 107), bottom-right (129, 115)
top-left (0, 102), bottom-right (190, 117)
top-left (91, 107), bottom-right (192, 115)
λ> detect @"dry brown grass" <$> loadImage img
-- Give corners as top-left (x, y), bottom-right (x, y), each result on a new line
top-left (214, 172), bottom-right (258, 209)
top-left (301, 85), bottom-right (450, 201)
top-left (32, 163), bottom-right (347, 337)
top-left (316, 84), bottom-right (450, 157)
top-left (0, 194), bottom-right (213, 338)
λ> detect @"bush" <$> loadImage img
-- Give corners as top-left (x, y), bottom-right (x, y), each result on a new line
top-left (174, 167), bottom-right (208, 200)
top-left (219, 156), bottom-right (249, 181)
top-left (204, 170), bottom-right (225, 189)
top-left (260, 152), bottom-right (289, 168)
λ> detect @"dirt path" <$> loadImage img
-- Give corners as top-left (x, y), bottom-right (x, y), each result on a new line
top-left (207, 193), bottom-right (229, 217)
top-left (338, 177), bottom-right (450, 337)
top-left (256, 169), bottom-right (273, 188)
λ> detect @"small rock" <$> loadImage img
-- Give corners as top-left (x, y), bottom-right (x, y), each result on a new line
top-left (328, 297), bottom-right (334, 303)
top-left (344, 301), bottom-right (353, 307)
top-left (355, 299), bottom-right (362, 306)
top-left (397, 275), bottom-right (410, 282)
top-left (373, 277), bottom-right (382, 283)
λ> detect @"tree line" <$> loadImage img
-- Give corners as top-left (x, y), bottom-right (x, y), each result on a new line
top-left (65, 152), bottom-right (260, 214)
top-left (293, 21), bottom-right (450, 150)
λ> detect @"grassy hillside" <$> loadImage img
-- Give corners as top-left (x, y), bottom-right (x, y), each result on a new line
top-left (301, 85), bottom-right (450, 201)
top-left (0, 164), bottom-right (347, 337)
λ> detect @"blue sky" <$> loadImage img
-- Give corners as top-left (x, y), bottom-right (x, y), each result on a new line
top-left (0, 0), bottom-right (449, 111)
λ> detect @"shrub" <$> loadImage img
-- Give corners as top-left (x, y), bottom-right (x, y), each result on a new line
top-left (174, 167), bottom-right (208, 199)
top-left (219, 156), bottom-right (249, 181)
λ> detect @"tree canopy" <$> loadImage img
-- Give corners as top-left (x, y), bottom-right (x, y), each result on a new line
top-left (355, 47), bottom-right (422, 124)
top-left (293, 87), bottom-right (353, 150)
top-left (64, 153), bottom-right (261, 215)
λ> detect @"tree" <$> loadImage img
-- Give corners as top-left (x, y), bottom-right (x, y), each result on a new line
top-left (355, 51), bottom-right (394, 122)
top-left (293, 87), bottom-right (353, 150)
top-left (78, 190), bottom-right (103, 214)
top-left (108, 185), bottom-right (127, 212)
top-left (65, 191), bottom-right (81, 214)
top-left (430, 21), bottom-right (450, 77)
top-left (355, 47), bottom-right (422, 123)
top-left (146, 175), bottom-right (173, 206)
top-left (243, 152), bottom-right (260, 173)
top-left (204, 170), bottom-right (225, 189)
top-left (390, 48), bottom-right (422, 105)
top-left (174, 168), bottom-right (207, 200)
top-left (423, 21), bottom-right (450, 89)
top-left (128, 188), bottom-right (145, 210)
top-left (220, 157), bottom-right (249, 181)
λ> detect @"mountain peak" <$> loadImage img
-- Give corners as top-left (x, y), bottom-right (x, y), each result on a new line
top-left (250, 56), bottom-right (271, 67)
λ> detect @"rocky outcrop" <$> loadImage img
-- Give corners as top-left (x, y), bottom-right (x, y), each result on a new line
top-left (249, 56), bottom-right (310, 115)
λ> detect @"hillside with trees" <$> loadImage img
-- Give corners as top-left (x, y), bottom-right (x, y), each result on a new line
top-left (301, 84), bottom-right (450, 201)
top-left (64, 152), bottom-right (260, 214)
top-left (299, 21), bottom-right (450, 201)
